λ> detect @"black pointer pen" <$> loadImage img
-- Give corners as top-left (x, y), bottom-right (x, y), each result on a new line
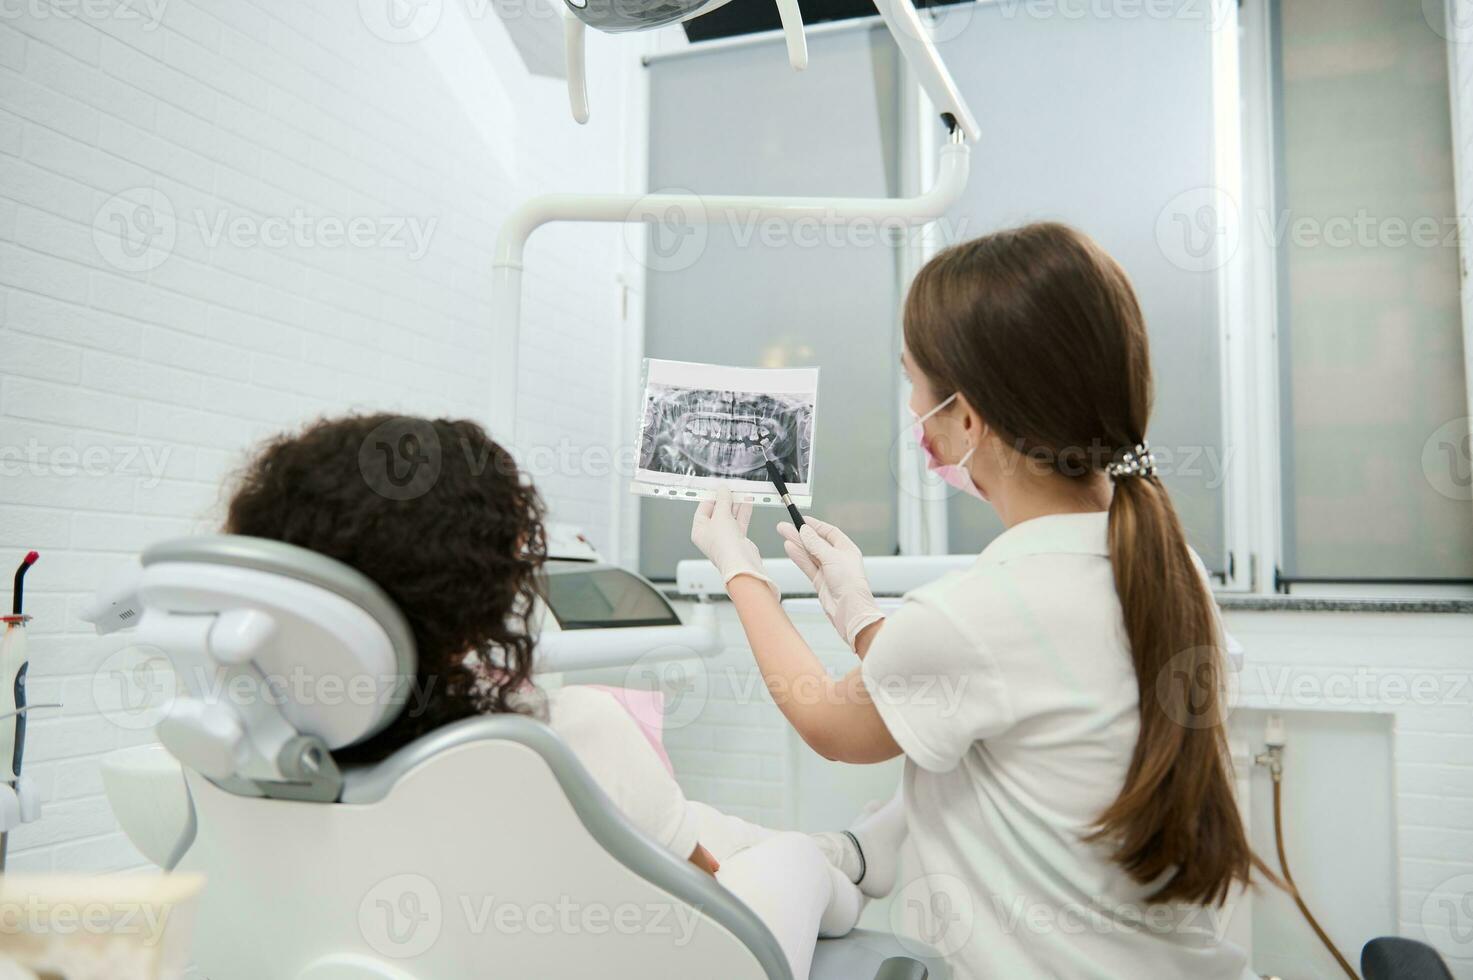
top-left (760, 443), bottom-right (805, 530)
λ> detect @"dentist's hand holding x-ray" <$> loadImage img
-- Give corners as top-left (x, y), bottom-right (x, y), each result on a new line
top-left (776, 518), bottom-right (885, 652)
top-left (693, 496), bottom-right (887, 650)
top-left (688, 487), bottom-right (902, 763)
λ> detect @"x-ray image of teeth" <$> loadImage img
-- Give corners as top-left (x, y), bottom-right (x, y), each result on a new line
top-left (631, 359), bottom-right (819, 506)
top-left (639, 385), bottom-right (813, 482)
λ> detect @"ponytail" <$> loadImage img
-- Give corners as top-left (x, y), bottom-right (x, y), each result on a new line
top-left (1091, 473), bottom-right (1265, 906)
top-left (903, 222), bottom-right (1273, 909)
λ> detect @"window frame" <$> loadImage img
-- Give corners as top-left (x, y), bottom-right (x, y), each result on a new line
top-left (1232, 0), bottom-right (1287, 595)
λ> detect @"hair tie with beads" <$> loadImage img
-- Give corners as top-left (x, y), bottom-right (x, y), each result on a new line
top-left (1106, 441), bottom-right (1156, 480)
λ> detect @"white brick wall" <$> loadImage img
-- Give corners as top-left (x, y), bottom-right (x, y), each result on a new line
top-left (0, 0), bottom-right (641, 872)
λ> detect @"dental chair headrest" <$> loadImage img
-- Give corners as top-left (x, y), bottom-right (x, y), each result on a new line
top-left (141, 535), bottom-right (418, 694)
top-left (135, 535), bottom-right (418, 801)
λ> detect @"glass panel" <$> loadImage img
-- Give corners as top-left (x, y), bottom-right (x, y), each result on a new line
top-left (543, 565), bottom-right (680, 630)
top-left (639, 27), bottom-right (904, 579)
top-left (1274, 0), bottom-right (1473, 579)
top-left (936, 3), bottom-right (1227, 572)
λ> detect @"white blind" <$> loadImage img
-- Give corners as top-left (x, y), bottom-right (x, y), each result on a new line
top-left (1274, 0), bottom-right (1473, 580)
top-left (937, 2), bottom-right (1229, 573)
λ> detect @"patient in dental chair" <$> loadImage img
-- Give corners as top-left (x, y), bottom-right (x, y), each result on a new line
top-left (222, 413), bottom-right (871, 979)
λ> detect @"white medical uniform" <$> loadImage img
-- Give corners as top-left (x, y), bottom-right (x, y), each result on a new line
top-left (861, 512), bottom-right (1252, 980)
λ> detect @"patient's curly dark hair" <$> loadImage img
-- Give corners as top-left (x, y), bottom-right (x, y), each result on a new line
top-left (224, 413), bottom-right (546, 765)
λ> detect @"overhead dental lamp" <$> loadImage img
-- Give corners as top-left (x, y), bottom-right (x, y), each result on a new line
top-left (569, 0), bottom-right (807, 64)
top-left (562, 0), bottom-right (810, 123)
top-left (559, 0), bottom-right (978, 140)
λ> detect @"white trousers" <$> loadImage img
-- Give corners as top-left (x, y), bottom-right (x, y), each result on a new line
top-left (687, 801), bottom-right (853, 980)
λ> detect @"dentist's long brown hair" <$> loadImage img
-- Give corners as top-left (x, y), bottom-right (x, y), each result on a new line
top-left (904, 222), bottom-right (1267, 906)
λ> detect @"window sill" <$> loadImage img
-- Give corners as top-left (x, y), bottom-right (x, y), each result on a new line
top-left (1214, 595), bottom-right (1473, 615)
top-left (658, 584), bottom-right (1473, 615)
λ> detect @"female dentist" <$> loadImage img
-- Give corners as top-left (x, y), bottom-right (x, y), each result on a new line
top-left (690, 223), bottom-right (1267, 979)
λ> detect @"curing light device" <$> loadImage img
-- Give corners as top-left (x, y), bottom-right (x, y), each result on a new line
top-left (0, 551), bottom-right (46, 868)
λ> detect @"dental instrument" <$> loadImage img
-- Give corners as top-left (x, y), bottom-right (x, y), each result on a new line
top-left (0, 551), bottom-right (44, 870)
top-left (760, 442), bottom-right (805, 530)
top-left (11, 550), bottom-right (36, 616)
top-left (7, 551), bottom-right (37, 777)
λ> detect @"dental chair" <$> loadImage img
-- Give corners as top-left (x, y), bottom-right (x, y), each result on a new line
top-left (92, 535), bottom-right (948, 980)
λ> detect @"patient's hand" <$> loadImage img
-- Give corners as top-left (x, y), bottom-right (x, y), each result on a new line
top-left (689, 842), bottom-right (720, 877)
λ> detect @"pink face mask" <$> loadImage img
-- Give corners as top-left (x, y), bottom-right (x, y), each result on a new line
top-left (911, 393), bottom-right (988, 501)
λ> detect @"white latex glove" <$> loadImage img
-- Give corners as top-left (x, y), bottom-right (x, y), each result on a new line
top-left (691, 488), bottom-right (780, 600)
top-left (776, 516), bottom-right (884, 650)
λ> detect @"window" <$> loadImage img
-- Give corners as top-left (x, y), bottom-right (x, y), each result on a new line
top-left (1269, 0), bottom-right (1473, 583)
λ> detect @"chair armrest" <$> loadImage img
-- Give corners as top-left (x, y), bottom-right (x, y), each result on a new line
top-left (874, 956), bottom-right (930, 980)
